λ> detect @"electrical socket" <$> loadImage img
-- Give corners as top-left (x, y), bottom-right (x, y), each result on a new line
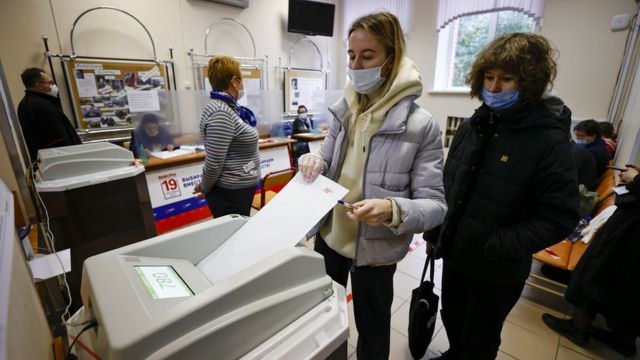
top-left (611, 14), bottom-right (631, 32)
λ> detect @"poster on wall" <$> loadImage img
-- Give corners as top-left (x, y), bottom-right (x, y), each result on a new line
top-left (284, 69), bottom-right (324, 113)
top-left (201, 65), bottom-right (262, 107)
top-left (63, 60), bottom-right (168, 129)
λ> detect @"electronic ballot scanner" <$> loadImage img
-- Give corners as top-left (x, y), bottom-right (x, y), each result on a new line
top-left (72, 215), bottom-right (349, 359)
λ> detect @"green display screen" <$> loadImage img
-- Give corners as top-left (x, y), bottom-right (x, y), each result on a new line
top-left (134, 266), bottom-right (193, 299)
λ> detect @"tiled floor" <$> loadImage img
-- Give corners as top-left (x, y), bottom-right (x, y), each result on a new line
top-left (333, 234), bottom-right (639, 360)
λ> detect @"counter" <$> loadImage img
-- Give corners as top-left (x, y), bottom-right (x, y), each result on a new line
top-left (144, 137), bottom-right (296, 233)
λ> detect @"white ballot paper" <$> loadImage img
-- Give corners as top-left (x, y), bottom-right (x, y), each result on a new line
top-left (197, 173), bottom-right (348, 283)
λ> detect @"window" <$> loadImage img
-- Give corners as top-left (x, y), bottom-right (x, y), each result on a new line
top-left (433, 11), bottom-right (536, 91)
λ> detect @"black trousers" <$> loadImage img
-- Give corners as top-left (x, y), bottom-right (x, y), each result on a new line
top-left (440, 263), bottom-right (525, 360)
top-left (205, 185), bottom-right (255, 218)
top-left (315, 236), bottom-right (396, 360)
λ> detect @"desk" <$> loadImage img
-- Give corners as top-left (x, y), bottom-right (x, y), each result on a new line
top-left (292, 132), bottom-right (326, 154)
top-left (144, 137), bottom-right (296, 233)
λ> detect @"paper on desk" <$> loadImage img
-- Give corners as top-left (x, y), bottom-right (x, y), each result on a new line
top-left (28, 249), bottom-right (71, 282)
top-left (150, 148), bottom-right (195, 159)
top-left (613, 185), bottom-right (629, 195)
top-left (197, 173), bottom-right (348, 283)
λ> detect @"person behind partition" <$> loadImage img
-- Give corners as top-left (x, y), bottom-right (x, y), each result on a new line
top-left (129, 113), bottom-right (174, 157)
top-left (298, 12), bottom-right (447, 360)
top-left (598, 120), bottom-right (617, 159)
top-left (542, 164), bottom-right (640, 358)
top-left (17, 67), bottom-right (82, 162)
top-left (291, 105), bottom-right (313, 165)
top-left (193, 56), bottom-right (260, 218)
top-left (424, 33), bottom-right (580, 360)
top-left (573, 119), bottom-right (609, 177)
top-left (292, 105), bottom-right (314, 134)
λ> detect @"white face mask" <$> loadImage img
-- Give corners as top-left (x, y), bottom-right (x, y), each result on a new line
top-left (236, 89), bottom-right (245, 101)
top-left (46, 84), bottom-right (59, 97)
top-left (347, 56), bottom-right (392, 95)
top-left (298, 112), bottom-right (307, 119)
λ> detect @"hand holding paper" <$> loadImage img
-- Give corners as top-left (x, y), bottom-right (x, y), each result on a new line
top-left (298, 153), bottom-right (325, 183)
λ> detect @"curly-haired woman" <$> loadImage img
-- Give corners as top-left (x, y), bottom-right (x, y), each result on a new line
top-left (426, 33), bottom-right (581, 359)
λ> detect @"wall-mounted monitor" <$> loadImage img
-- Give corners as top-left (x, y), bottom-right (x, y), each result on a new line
top-left (288, 0), bottom-right (335, 37)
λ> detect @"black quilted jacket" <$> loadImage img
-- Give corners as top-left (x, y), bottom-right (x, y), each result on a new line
top-left (429, 102), bottom-right (580, 284)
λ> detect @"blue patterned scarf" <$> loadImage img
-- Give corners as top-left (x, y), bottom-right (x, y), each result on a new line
top-left (209, 90), bottom-right (257, 127)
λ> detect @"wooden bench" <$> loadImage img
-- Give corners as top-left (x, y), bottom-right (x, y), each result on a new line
top-left (526, 168), bottom-right (617, 296)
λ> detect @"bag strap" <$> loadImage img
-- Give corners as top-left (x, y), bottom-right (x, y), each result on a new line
top-left (418, 249), bottom-right (435, 288)
top-left (411, 249), bottom-right (435, 310)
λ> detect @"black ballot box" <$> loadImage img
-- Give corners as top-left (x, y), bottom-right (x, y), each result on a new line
top-left (35, 143), bottom-right (156, 312)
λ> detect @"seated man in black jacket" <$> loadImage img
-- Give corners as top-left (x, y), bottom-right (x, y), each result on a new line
top-left (543, 164), bottom-right (640, 358)
top-left (18, 68), bottom-right (82, 162)
top-left (292, 105), bottom-right (314, 134)
top-left (291, 105), bottom-right (314, 165)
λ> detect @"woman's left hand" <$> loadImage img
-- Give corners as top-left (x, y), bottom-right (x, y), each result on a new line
top-left (346, 199), bottom-right (393, 226)
top-left (192, 184), bottom-right (205, 199)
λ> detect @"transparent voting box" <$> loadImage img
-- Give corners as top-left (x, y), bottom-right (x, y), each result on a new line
top-left (35, 143), bottom-right (156, 312)
top-left (72, 215), bottom-right (349, 359)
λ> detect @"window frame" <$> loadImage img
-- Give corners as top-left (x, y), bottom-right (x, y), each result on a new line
top-left (432, 11), bottom-right (537, 93)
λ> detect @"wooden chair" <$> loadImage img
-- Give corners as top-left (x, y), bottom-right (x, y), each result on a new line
top-left (252, 168), bottom-right (296, 210)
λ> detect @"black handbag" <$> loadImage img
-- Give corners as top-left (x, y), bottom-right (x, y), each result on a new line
top-left (408, 250), bottom-right (440, 359)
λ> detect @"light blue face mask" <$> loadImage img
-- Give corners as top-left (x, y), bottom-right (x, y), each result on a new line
top-left (574, 139), bottom-right (588, 145)
top-left (347, 57), bottom-right (392, 95)
top-left (481, 88), bottom-right (520, 110)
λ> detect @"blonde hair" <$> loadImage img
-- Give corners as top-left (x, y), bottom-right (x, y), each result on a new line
top-left (348, 12), bottom-right (405, 114)
top-left (467, 32), bottom-right (557, 105)
top-left (207, 56), bottom-right (241, 91)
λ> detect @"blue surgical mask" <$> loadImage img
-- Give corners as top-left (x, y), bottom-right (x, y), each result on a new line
top-left (574, 139), bottom-right (588, 145)
top-left (347, 57), bottom-right (392, 95)
top-left (482, 88), bottom-right (519, 110)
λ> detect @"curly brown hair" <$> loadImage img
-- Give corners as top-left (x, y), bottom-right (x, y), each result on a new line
top-left (467, 32), bottom-right (557, 105)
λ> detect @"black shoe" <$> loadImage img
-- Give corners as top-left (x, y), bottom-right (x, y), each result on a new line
top-left (542, 313), bottom-right (589, 347)
top-left (590, 328), bottom-right (637, 358)
top-left (429, 350), bottom-right (461, 360)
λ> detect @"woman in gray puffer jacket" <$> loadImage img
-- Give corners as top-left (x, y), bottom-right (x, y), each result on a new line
top-left (298, 12), bottom-right (447, 360)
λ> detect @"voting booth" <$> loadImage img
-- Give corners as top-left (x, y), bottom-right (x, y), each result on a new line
top-left (74, 215), bottom-right (349, 359)
top-left (35, 142), bottom-right (156, 311)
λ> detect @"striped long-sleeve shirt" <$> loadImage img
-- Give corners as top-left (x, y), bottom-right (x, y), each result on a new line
top-left (199, 99), bottom-right (261, 192)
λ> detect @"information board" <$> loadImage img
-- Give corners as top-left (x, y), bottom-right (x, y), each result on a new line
top-left (63, 59), bottom-right (168, 129)
top-left (284, 69), bottom-right (325, 113)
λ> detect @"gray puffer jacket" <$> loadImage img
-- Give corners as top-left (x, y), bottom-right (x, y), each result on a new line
top-left (311, 95), bottom-right (447, 266)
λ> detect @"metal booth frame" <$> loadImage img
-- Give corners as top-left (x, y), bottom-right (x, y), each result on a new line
top-left (43, 6), bottom-right (177, 144)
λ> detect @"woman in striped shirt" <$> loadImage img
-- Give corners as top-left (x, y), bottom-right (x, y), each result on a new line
top-left (193, 56), bottom-right (260, 217)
